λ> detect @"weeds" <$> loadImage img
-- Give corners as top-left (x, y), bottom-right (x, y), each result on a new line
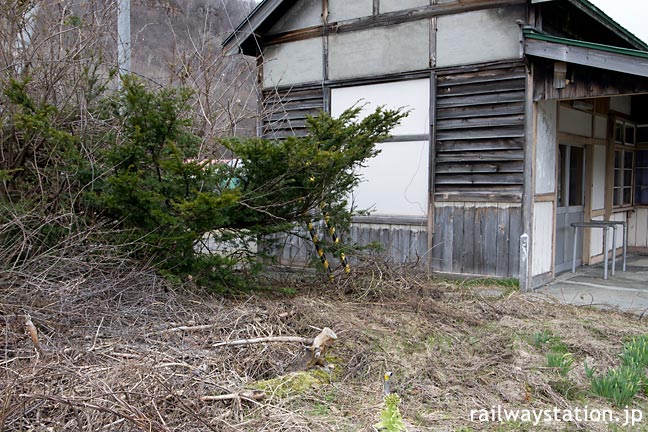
top-left (547, 351), bottom-right (574, 377)
top-left (586, 335), bottom-right (648, 407)
top-left (588, 366), bottom-right (643, 407)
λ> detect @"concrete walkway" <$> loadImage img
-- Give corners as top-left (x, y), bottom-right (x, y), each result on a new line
top-left (536, 255), bottom-right (648, 314)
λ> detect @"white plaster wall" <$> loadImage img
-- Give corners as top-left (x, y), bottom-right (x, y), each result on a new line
top-left (328, 20), bottom-right (430, 80)
top-left (533, 202), bottom-right (554, 276)
top-left (559, 106), bottom-right (592, 137)
top-left (352, 141), bottom-right (429, 216)
top-left (269, 0), bottom-right (322, 34)
top-left (381, 0), bottom-right (430, 13)
top-left (589, 213), bottom-right (628, 259)
top-left (263, 38), bottom-right (323, 88)
top-left (328, 0), bottom-right (373, 22)
top-left (590, 215), bottom-right (604, 258)
top-left (331, 80), bottom-right (430, 216)
top-left (628, 208), bottom-right (648, 248)
top-left (536, 101), bottom-right (557, 195)
top-left (436, 7), bottom-right (523, 67)
top-left (610, 96), bottom-right (632, 115)
top-left (592, 145), bottom-right (606, 211)
top-left (330, 79), bottom-right (430, 136)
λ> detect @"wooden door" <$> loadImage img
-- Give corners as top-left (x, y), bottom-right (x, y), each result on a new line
top-left (555, 144), bottom-right (585, 273)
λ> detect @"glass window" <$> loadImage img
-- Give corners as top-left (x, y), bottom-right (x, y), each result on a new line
top-left (568, 146), bottom-right (584, 206)
top-left (614, 149), bottom-right (634, 207)
top-left (625, 124), bottom-right (636, 146)
top-left (637, 150), bottom-right (648, 205)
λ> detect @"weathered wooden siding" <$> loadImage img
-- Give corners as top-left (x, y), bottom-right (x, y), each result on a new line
top-left (535, 101), bottom-right (557, 195)
top-left (431, 203), bottom-right (522, 277)
top-left (436, 6), bottom-right (524, 67)
top-left (434, 64), bottom-right (526, 202)
top-left (261, 86), bottom-right (325, 139)
top-left (262, 38), bottom-right (324, 88)
top-left (267, 219), bottom-right (429, 268)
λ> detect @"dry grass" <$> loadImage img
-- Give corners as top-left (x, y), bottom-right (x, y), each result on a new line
top-left (2, 261), bottom-right (648, 431)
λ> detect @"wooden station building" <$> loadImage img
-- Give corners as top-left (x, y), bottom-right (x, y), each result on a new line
top-left (223, 0), bottom-right (648, 289)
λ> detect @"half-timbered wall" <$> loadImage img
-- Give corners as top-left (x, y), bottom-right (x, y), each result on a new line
top-left (436, 6), bottom-right (524, 67)
top-left (328, 21), bottom-right (431, 80)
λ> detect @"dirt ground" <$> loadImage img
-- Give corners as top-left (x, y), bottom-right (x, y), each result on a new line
top-left (3, 265), bottom-right (648, 431)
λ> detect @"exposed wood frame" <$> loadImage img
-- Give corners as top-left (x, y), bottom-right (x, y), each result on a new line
top-left (558, 132), bottom-right (607, 147)
top-left (262, 0), bottom-right (526, 47)
top-left (353, 215), bottom-right (427, 226)
top-left (428, 71), bottom-right (438, 267)
top-left (534, 193), bottom-right (555, 202)
top-left (525, 39), bottom-right (648, 79)
top-left (521, 64), bottom-right (536, 291)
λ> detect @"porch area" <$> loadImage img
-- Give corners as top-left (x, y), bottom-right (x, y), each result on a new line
top-left (537, 254), bottom-right (648, 314)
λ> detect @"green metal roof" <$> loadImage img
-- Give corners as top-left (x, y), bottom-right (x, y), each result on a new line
top-left (524, 28), bottom-right (648, 60)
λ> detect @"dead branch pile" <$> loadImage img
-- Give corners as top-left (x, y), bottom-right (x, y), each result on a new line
top-left (3, 253), bottom-right (648, 431)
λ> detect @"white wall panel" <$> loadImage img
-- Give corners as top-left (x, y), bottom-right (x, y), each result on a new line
top-left (532, 202), bottom-right (554, 276)
top-left (592, 144), bottom-right (606, 211)
top-left (628, 208), bottom-right (648, 248)
top-left (536, 101), bottom-right (557, 194)
top-left (610, 96), bottom-right (632, 115)
top-left (269, 0), bottom-right (322, 34)
top-left (263, 38), bottom-right (323, 88)
top-left (559, 106), bottom-right (592, 137)
top-left (352, 141), bottom-right (429, 216)
top-left (590, 215), bottom-right (604, 258)
top-left (331, 79), bottom-right (430, 136)
top-left (328, 0), bottom-right (373, 22)
top-left (594, 115), bottom-right (607, 140)
top-left (381, 0), bottom-right (430, 13)
top-left (436, 7), bottom-right (523, 67)
top-left (328, 20), bottom-right (430, 80)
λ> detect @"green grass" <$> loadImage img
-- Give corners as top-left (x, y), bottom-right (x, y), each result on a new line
top-left (588, 365), bottom-right (643, 407)
top-left (547, 351), bottom-right (574, 377)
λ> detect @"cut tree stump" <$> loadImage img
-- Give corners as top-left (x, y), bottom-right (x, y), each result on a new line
top-left (289, 327), bottom-right (337, 371)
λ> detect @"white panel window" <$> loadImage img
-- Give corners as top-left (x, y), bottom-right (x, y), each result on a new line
top-left (351, 141), bottom-right (429, 216)
top-left (592, 145), bottom-right (606, 211)
top-left (532, 202), bottom-right (554, 276)
top-left (559, 106), bottom-right (592, 137)
top-left (331, 79), bottom-right (430, 136)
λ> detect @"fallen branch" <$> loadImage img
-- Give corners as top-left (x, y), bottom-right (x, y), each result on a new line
top-left (145, 323), bottom-right (221, 337)
top-left (212, 335), bottom-right (312, 348)
top-left (201, 390), bottom-right (265, 402)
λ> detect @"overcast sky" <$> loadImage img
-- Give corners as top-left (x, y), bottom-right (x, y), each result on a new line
top-left (588, 0), bottom-right (648, 44)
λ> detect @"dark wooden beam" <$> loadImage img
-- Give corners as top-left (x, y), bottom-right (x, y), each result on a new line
top-left (525, 38), bottom-right (648, 79)
top-left (532, 60), bottom-right (648, 101)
